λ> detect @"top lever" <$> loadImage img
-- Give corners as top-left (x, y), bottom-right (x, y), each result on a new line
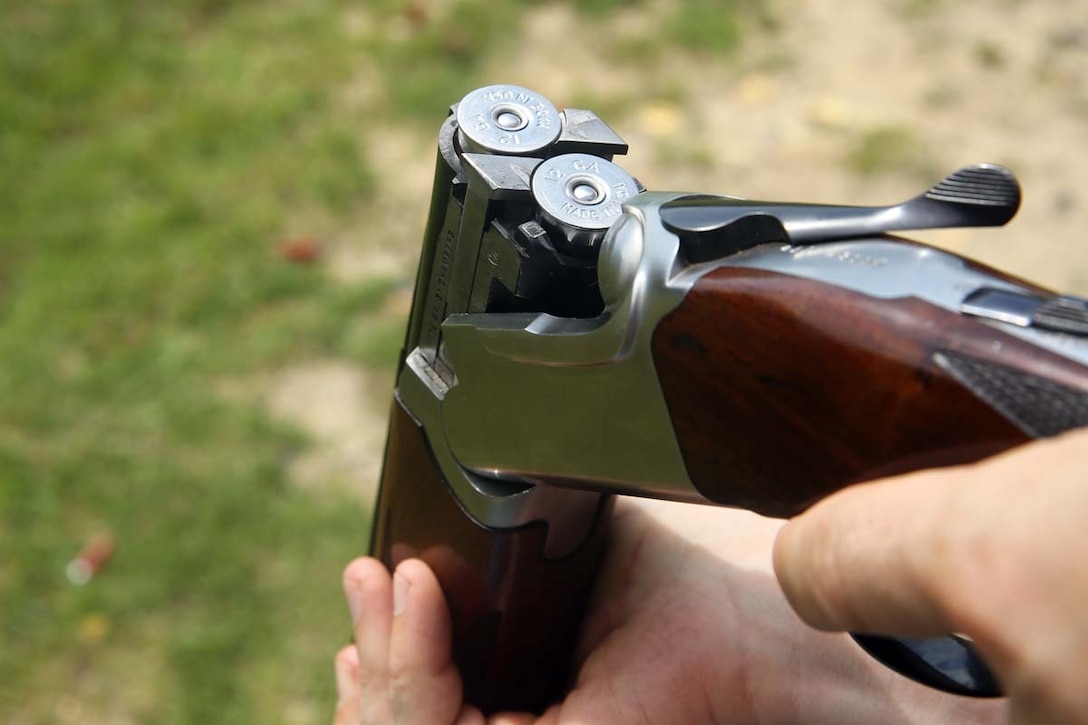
top-left (660, 164), bottom-right (1022, 262)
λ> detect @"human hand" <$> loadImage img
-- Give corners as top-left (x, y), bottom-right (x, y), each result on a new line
top-left (336, 497), bottom-right (1000, 724)
top-left (775, 427), bottom-right (1088, 725)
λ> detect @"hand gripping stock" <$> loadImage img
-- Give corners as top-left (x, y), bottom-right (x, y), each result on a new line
top-left (371, 84), bottom-right (1088, 711)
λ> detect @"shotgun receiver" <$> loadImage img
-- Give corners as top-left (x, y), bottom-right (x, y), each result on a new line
top-left (370, 84), bottom-right (1088, 713)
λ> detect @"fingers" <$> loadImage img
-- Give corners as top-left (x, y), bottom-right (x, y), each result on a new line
top-left (343, 556), bottom-right (475, 725)
top-left (773, 464), bottom-right (970, 637)
top-left (774, 432), bottom-right (1088, 638)
top-left (388, 558), bottom-right (468, 724)
top-left (344, 557), bottom-right (395, 723)
top-left (334, 645), bottom-right (362, 725)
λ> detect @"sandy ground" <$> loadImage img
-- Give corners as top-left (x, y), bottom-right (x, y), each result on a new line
top-left (268, 0), bottom-right (1088, 503)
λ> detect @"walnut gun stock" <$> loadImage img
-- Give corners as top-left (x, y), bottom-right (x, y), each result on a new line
top-left (370, 84), bottom-right (1088, 713)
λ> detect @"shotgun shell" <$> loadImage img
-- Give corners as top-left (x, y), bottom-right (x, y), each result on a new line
top-left (278, 237), bottom-right (323, 263)
top-left (531, 153), bottom-right (638, 253)
top-left (66, 532), bottom-right (115, 585)
top-left (456, 84), bottom-right (561, 155)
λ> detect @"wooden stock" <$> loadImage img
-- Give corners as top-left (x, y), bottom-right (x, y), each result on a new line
top-left (652, 265), bottom-right (1088, 517)
top-left (370, 397), bottom-right (612, 714)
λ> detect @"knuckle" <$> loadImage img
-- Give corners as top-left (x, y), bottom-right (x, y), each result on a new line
top-left (335, 645), bottom-right (358, 670)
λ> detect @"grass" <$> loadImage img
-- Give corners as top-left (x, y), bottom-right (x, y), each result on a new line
top-left (0, 0), bottom-right (770, 721)
top-left (606, 0), bottom-right (773, 62)
top-left (844, 124), bottom-right (940, 181)
top-left (0, 1), bottom-right (397, 721)
top-left (362, 0), bottom-right (526, 122)
top-left (894, 0), bottom-right (944, 19)
top-left (667, 0), bottom-right (775, 55)
top-left (973, 40), bottom-right (1006, 69)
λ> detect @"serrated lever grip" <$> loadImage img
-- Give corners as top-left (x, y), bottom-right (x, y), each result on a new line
top-left (659, 164), bottom-right (1023, 260)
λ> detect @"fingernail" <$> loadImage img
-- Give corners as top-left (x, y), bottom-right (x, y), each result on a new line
top-left (393, 570), bottom-right (410, 617)
top-left (346, 579), bottom-right (364, 623)
top-left (338, 643), bottom-right (359, 669)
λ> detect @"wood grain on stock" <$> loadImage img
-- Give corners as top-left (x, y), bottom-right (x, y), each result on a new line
top-left (370, 398), bottom-right (611, 714)
top-left (651, 265), bottom-right (1088, 518)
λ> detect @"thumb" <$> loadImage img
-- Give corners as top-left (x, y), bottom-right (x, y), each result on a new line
top-left (772, 462), bottom-right (976, 638)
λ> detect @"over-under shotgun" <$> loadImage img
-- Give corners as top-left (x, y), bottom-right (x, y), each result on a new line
top-left (370, 84), bottom-right (1088, 713)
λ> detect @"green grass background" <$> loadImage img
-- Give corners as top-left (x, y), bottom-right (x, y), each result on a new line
top-left (0, 0), bottom-right (761, 721)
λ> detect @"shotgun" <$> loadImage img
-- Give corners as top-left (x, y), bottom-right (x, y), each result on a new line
top-left (369, 84), bottom-right (1088, 714)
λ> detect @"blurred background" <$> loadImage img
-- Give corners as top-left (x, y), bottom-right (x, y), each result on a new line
top-left (2, 0), bottom-right (1085, 721)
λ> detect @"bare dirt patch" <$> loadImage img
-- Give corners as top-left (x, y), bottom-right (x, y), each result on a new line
top-left (265, 360), bottom-right (391, 504)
